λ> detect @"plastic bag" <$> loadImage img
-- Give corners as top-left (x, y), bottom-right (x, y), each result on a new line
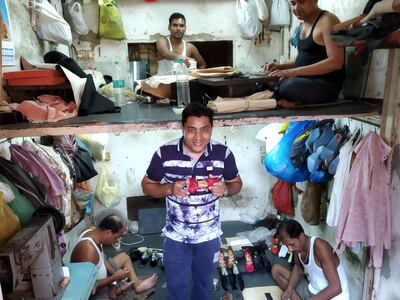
top-left (95, 164), bottom-right (120, 208)
top-left (236, 0), bottom-right (262, 39)
top-left (77, 133), bottom-right (108, 161)
top-left (264, 121), bottom-right (316, 183)
top-left (270, 0), bottom-right (291, 26)
top-left (272, 179), bottom-right (295, 216)
top-left (236, 227), bottom-right (274, 244)
top-left (255, 0), bottom-right (269, 22)
top-left (65, 0), bottom-right (90, 35)
top-left (98, 0), bottom-right (126, 40)
top-left (29, 0), bottom-right (72, 45)
top-left (0, 195), bottom-right (21, 246)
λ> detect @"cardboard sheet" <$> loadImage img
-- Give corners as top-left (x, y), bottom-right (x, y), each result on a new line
top-left (242, 286), bottom-right (283, 300)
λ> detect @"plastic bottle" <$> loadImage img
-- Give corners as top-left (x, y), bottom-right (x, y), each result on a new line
top-left (175, 59), bottom-right (190, 107)
top-left (113, 60), bottom-right (126, 107)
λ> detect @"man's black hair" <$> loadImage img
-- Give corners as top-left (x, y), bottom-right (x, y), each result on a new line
top-left (276, 219), bottom-right (304, 239)
top-left (169, 13), bottom-right (186, 25)
top-left (182, 103), bottom-right (214, 127)
top-left (98, 214), bottom-right (124, 233)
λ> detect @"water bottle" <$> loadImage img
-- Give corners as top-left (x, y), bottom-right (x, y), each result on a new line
top-left (113, 60), bottom-right (127, 107)
top-left (175, 59), bottom-right (190, 107)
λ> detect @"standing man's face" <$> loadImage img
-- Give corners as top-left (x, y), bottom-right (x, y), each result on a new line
top-left (289, 0), bottom-right (318, 20)
top-left (182, 116), bottom-right (212, 156)
top-left (168, 18), bottom-right (186, 39)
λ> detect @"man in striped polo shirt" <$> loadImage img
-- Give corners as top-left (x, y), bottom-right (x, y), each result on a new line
top-left (141, 103), bottom-right (242, 300)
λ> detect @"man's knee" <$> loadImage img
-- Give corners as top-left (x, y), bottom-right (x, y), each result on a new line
top-left (271, 264), bottom-right (284, 281)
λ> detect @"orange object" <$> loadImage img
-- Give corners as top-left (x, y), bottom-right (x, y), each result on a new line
top-left (3, 69), bottom-right (67, 86)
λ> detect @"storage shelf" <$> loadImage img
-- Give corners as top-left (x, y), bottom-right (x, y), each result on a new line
top-left (0, 101), bottom-right (380, 138)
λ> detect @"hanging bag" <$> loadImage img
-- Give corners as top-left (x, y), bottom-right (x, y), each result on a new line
top-left (28, 0), bottom-right (72, 45)
top-left (98, 0), bottom-right (126, 40)
top-left (0, 195), bottom-right (21, 246)
top-left (236, 0), bottom-right (262, 39)
top-left (271, 179), bottom-right (295, 216)
top-left (270, 0), bottom-right (291, 26)
top-left (255, 0), bottom-right (269, 22)
top-left (95, 164), bottom-right (120, 208)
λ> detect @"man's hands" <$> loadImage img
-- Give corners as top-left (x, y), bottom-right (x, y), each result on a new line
top-left (281, 288), bottom-right (294, 300)
top-left (169, 180), bottom-right (190, 198)
top-left (113, 268), bottom-right (130, 281)
top-left (169, 176), bottom-right (224, 198)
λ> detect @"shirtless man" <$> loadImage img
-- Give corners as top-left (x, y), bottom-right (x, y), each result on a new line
top-left (70, 214), bottom-right (157, 299)
top-left (272, 220), bottom-right (349, 300)
top-left (265, 0), bottom-right (345, 108)
top-left (156, 13), bottom-right (206, 75)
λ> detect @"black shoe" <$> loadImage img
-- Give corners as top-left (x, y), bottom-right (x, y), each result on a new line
top-left (128, 248), bottom-right (141, 262)
top-left (219, 267), bottom-right (230, 291)
top-left (141, 249), bottom-right (151, 265)
top-left (150, 251), bottom-right (159, 267)
top-left (231, 264), bottom-right (245, 291)
top-left (257, 247), bottom-right (272, 273)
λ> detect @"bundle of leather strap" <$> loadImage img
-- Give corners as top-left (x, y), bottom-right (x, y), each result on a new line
top-left (191, 66), bottom-right (236, 78)
top-left (207, 90), bottom-right (277, 114)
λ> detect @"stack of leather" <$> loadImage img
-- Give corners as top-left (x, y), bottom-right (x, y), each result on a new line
top-left (207, 90), bottom-right (277, 114)
top-left (191, 66), bottom-right (236, 78)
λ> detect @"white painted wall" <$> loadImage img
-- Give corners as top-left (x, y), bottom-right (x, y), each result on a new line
top-left (82, 0), bottom-right (282, 68)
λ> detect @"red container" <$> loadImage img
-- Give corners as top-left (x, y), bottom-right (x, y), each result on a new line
top-left (3, 69), bottom-right (68, 86)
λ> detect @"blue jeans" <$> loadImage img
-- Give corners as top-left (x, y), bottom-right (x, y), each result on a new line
top-left (164, 237), bottom-right (220, 300)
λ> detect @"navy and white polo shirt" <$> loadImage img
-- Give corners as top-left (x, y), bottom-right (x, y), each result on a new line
top-left (146, 137), bottom-right (239, 244)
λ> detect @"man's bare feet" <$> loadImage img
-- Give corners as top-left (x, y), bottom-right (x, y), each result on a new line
top-left (277, 99), bottom-right (298, 108)
top-left (134, 274), bottom-right (158, 294)
top-left (108, 281), bottom-right (135, 299)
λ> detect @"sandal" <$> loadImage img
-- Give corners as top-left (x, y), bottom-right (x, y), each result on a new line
top-left (242, 247), bottom-right (255, 273)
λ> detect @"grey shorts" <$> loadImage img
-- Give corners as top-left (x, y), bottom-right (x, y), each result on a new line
top-left (295, 277), bottom-right (314, 300)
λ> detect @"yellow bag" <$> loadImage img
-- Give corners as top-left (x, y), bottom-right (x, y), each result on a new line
top-left (95, 164), bottom-right (120, 208)
top-left (98, 0), bottom-right (126, 40)
top-left (0, 194), bottom-right (21, 246)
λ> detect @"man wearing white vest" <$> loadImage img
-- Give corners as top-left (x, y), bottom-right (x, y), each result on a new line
top-left (156, 13), bottom-right (206, 75)
top-left (272, 220), bottom-right (350, 300)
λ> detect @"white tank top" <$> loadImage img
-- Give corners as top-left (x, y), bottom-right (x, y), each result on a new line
top-left (157, 36), bottom-right (187, 75)
top-left (76, 229), bottom-right (108, 280)
top-left (299, 237), bottom-right (350, 300)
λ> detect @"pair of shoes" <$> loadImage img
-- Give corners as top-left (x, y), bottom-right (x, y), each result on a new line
top-left (242, 246), bottom-right (255, 273)
top-left (227, 246), bottom-right (245, 291)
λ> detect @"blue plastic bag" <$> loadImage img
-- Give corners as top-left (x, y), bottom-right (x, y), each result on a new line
top-left (264, 121), bottom-right (316, 183)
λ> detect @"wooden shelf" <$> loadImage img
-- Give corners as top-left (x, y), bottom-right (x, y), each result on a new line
top-left (0, 101), bottom-right (380, 138)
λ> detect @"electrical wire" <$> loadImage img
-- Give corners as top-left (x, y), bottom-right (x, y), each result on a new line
top-left (120, 232), bottom-right (145, 246)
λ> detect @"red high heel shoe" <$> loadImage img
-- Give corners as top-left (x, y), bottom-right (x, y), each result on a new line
top-left (242, 247), bottom-right (255, 273)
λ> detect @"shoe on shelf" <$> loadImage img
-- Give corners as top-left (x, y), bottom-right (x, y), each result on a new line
top-left (218, 248), bottom-right (230, 291)
top-left (242, 247), bottom-right (255, 273)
